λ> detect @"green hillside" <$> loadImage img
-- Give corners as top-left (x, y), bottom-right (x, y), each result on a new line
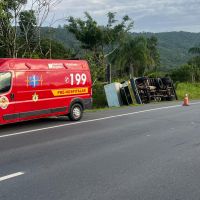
top-left (132, 31), bottom-right (200, 70)
top-left (41, 27), bottom-right (81, 52)
top-left (43, 27), bottom-right (200, 70)
top-left (155, 32), bottom-right (200, 69)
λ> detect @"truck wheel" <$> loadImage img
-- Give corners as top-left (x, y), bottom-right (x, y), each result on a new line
top-left (166, 96), bottom-right (175, 101)
top-left (69, 103), bottom-right (83, 121)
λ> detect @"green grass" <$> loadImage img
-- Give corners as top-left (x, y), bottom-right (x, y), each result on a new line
top-left (176, 82), bottom-right (200, 100)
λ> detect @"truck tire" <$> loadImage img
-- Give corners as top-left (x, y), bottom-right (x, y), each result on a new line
top-left (161, 77), bottom-right (172, 85)
top-left (68, 103), bottom-right (83, 121)
top-left (166, 96), bottom-right (175, 101)
top-left (155, 78), bottom-right (164, 89)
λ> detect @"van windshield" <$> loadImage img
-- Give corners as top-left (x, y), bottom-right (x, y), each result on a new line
top-left (0, 72), bottom-right (11, 94)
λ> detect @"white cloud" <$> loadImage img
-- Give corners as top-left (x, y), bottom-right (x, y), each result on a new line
top-left (35, 0), bottom-right (200, 32)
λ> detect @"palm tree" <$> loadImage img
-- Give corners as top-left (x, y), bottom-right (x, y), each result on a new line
top-left (187, 44), bottom-right (200, 82)
top-left (109, 35), bottom-right (148, 77)
top-left (146, 36), bottom-right (160, 72)
top-left (189, 44), bottom-right (200, 68)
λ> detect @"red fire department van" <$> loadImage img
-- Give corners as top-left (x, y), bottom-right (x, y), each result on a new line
top-left (0, 58), bottom-right (92, 125)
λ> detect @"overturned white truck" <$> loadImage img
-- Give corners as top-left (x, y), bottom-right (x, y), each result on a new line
top-left (104, 77), bottom-right (178, 107)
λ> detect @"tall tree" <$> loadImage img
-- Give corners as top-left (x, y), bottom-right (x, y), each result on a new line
top-left (0, 0), bottom-right (61, 58)
top-left (146, 36), bottom-right (160, 71)
top-left (66, 12), bottom-right (103, 57)
top-left (66, 12), bottom-right (133, 81)
top-left (0, 0), bottom-right (27, 57)
top-left (19, 10), bottom-right (37, 57)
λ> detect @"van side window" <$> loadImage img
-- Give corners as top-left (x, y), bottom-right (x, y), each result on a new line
top-left (0, 72), bottom-right (11, 94)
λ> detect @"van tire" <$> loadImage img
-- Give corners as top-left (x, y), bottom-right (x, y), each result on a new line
top-left (68, 103), bottom-right (83, 121)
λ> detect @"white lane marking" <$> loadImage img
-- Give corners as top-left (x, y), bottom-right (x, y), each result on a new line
top-left (0, 102), bottom-right (200, 139)
top-left (0, 172), bottom-right (25, 182)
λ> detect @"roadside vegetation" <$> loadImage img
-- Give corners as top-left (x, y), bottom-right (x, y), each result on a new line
top-left (0, 0), bottom-right (200, 107)
top-left (176, 83), bottom-right (200, 100)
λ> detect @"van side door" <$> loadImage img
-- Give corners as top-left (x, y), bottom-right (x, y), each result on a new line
top-left (14, 70), bottom-right (51, 121)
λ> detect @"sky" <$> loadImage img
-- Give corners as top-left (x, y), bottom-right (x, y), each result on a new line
top-left (43, 0), bottom-right (200, 33)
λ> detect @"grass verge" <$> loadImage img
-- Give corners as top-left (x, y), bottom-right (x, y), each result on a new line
top-left (176, 82), bottom-right (200, 100)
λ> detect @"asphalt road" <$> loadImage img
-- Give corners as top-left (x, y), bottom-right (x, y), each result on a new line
top-left (1, 101), bottom-right (200, 200)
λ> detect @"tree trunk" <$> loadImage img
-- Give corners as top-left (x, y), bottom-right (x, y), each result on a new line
top-left (129, 63), bottom-right (134, 78)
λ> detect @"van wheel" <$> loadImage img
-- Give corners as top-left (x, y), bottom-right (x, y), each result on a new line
top-left (68, 103), bottom-right (83, 121)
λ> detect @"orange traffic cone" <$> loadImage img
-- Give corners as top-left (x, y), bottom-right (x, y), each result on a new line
top-left (183, 94), bottom-right (189, 106)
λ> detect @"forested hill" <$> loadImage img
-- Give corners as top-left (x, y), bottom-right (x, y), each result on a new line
top-left (137, 32), bottom-right (200, 69)
top-left (44, 27), bottom-right (200, 70)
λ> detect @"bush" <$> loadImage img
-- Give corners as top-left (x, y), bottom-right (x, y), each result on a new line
top-left (170, 64), bottom-right (200, 82)
top-left (92, 83), bottom-right (107, 108)
top-left (176, 82), bottom-right (200, 100)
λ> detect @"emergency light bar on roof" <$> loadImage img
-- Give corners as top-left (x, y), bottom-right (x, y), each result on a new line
top-left (48, 63), bottom-right (65, 69)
